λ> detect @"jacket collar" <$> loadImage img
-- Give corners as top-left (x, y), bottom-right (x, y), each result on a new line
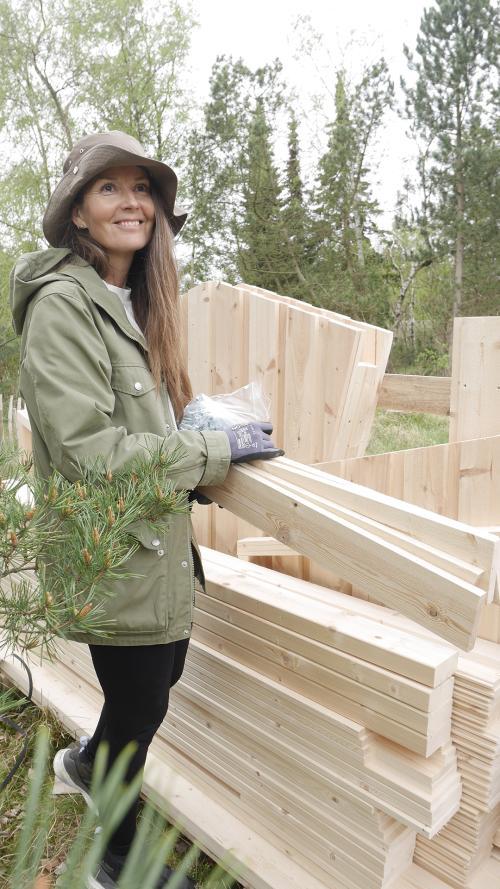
top-left (59, 257), bottom-right (148, 352)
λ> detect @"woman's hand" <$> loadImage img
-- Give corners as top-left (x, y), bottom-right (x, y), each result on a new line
top-left (224, 423), bottom-right (284, 464)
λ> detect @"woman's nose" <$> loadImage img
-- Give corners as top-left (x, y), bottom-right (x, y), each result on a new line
top-left (120, 189), bottom-right (140, 208)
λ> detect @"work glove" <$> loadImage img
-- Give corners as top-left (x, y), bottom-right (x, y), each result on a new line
top-left (225, 422), bottom-right (284, 464)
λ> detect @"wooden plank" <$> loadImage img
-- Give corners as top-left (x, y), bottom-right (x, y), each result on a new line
top-left (202, 547), bottom-right (458, 687)
top-left (378, 375), bottom-right (451, 416)
top-left (54, 638), bottom-right (461, 835)
top-left (203, 463), bottom-right (489, 650)
top-left (182, 282), bottom-right (215, 549)
top-left (260, 457), bottom-right (498, 587)
top-left (239, 283), bottom-right (391, 365)
top-left (450, 317), bottom-right (500, 443)
top-left (0, 653), bottom-right (330, 889)
top-left (192, 621), bottom-right (450, 756)
top-left (194, 590), bottom-right (453, 714)
top-left (247, 467), bottom-right (485, 592)
top-left (237, 537), bottom-right (298, 558)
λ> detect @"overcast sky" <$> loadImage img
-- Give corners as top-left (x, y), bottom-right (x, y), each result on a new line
top-left (185, 0), bottom-right (434, 228)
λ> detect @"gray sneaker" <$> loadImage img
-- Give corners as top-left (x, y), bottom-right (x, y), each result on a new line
top-left (53, 735), bottom-right (94, 807)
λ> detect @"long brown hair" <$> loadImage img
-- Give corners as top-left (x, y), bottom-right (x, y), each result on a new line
top-left (60, 179), bottom-right (192, 423)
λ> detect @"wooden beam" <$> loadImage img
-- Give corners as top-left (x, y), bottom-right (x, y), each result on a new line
top-left (203, 461), bottom-right (494, 649)
top-left (201, 547), bottom-right (458, 688)
top-left (378, 375), bottom-right (451, 416)
top-left (237, 536), bottom-right (298, 558)
top-left (255, 457), bottom-right (498, 593)
top-left (450, 317), bottom-right (500, 443)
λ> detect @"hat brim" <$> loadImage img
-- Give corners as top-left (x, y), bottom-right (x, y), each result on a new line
top-left (43, 144), bottom-right (188, 246)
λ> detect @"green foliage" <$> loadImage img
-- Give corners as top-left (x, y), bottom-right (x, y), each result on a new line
top-left (0, 0), bottom-right (497, 376)
top-left (0, 441), bottom-right (188, 656)
top-left (0, 721), bottom-right (238, 887)
top-left (401, 0), bottom-right (499, 322)
top-left (0, 0), bottom-right (196, 251)
top-left (310, 62), bottom-right (395, 324)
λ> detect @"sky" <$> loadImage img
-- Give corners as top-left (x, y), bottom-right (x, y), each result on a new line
top-left (185, 0), bottom-right (434, 229)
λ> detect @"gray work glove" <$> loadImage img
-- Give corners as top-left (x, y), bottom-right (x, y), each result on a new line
top-left (225, 422), bottom-right (284, 463)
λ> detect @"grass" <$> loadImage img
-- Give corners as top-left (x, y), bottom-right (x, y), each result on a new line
top-left (0, 691), bottom-right (85, 888)
top-left (0, 682), bottom-right (238, 889)
top-left (366, 409), bottom-right (449, 455)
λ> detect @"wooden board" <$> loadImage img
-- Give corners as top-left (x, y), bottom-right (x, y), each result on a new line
top-left (203, 462), bottom-right (492, 649)
top-left (450, 317), bottom-right (500, 443)
top-left (378, 376), bottom-right (451, 416)
top-left (53, 638), bottom-right (461, 837)
top-left (201, 549), bottom-right (458, 688)
top-left (0, 652), bottom-right (331, 889)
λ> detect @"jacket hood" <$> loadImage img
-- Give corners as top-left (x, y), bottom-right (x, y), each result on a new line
top-left (10, 247), bottom-right (74, 335)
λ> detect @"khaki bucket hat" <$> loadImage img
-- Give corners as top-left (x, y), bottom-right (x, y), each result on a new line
top-left (43, 130), bottom-right (188, 246)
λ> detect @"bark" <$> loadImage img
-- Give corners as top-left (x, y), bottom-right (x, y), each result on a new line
top-left (450, 96), bottom-right (465, 348)
top-left (390, 255), bottom-right (433, 334)
top-left (353, 208), bottom-right (365, 268)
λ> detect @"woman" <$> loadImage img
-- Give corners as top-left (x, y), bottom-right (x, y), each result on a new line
top-left (10, 131), bottom-right (282, 889)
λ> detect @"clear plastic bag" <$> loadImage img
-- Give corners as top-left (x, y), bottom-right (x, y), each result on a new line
top-left (179, 381), bottom-right (271, 432)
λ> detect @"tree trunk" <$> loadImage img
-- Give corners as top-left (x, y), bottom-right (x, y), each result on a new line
top-left (450, 98), bottom-right (465, 345)
top-left (353, 208), bottom-right (365, 268)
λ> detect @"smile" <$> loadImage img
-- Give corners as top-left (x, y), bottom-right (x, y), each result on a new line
top-left (114, 220), bottom-right (144, 227)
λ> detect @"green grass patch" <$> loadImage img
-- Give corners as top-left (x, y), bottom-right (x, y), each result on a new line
top-left (0, 687), bottom-right (84, 888)
top-left (366, 410), bottom-right (449, 456)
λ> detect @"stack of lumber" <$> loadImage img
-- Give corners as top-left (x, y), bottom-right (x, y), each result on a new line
top-left (203, 457), bottom-right (498, 649)
top-left (182, 280), bottom-right (392, 566)
top-left (3, 548), bottom-right (467, 889)
top-left (414, 640), bottom-right (500, 886)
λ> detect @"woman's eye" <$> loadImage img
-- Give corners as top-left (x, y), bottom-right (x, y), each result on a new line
top-left (136, 183), bottom-right (150, 193)
top-left (100, 183), bottom-right (115, 193)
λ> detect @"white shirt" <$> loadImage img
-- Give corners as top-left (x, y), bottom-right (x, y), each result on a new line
top-left (104, 281), bottom-right (178, 429)
top-left (105, 281), bottom-right (143, 337)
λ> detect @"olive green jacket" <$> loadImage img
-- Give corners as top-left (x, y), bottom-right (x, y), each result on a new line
top-left (10, 248), bottom-right (231, 646)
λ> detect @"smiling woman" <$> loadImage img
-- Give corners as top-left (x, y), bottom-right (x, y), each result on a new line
top-left (9, 128), bottom-right (282, 889)
top-left (71, 166), bottom-right (156, 287)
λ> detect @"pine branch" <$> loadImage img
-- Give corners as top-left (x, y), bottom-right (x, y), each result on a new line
top-left (0, 441), bottom-right (189, 657)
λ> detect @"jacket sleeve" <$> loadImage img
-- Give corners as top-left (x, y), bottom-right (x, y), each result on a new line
top-left (22, 290), bottom-right (231, 488)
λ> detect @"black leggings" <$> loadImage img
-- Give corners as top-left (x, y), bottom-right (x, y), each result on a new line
top-left (84, 639), bottom-right (189, 856)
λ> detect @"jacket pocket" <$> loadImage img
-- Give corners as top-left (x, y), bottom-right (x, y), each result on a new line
top-left (94, 518), bottom-right (169, 635)
top-left (111, 364), bottom-right (156, 396)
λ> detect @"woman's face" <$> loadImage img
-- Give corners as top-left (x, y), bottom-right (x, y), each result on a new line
top-left (72, 165), bottom-right (155, 271)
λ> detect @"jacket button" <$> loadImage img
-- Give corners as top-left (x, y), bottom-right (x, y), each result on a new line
top-left (181, 560), bottom-right (188, 568)
top-left (157, 549), bottom-right (164, 557)
top-left (183, 629), bottom-right (189, 635)
top-left (151, 538), bottom-right (160, 547)
top-left (134, 381), bottom-right (143, 391)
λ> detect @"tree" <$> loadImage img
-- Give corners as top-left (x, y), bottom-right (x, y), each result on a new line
top-left (236, 98), bottom-right (289, 292)
top-left (183, 56), bottom-right (288, 285)
top-left (401, 0), bottom-right (499, 331)
top-left (312, 62), bottom-right (394, 324)
top-left (0, 0), bottom-right (196, 252)
top-left (280, 110), bottom-right (314, 299)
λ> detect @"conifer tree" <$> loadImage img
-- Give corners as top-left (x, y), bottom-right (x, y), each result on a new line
top-left (312, 62), bottom-right (394, 323)
top-left (237, 98), bottom-right (289, 292)
top-left (401, 0), bottom-right (499, 325)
